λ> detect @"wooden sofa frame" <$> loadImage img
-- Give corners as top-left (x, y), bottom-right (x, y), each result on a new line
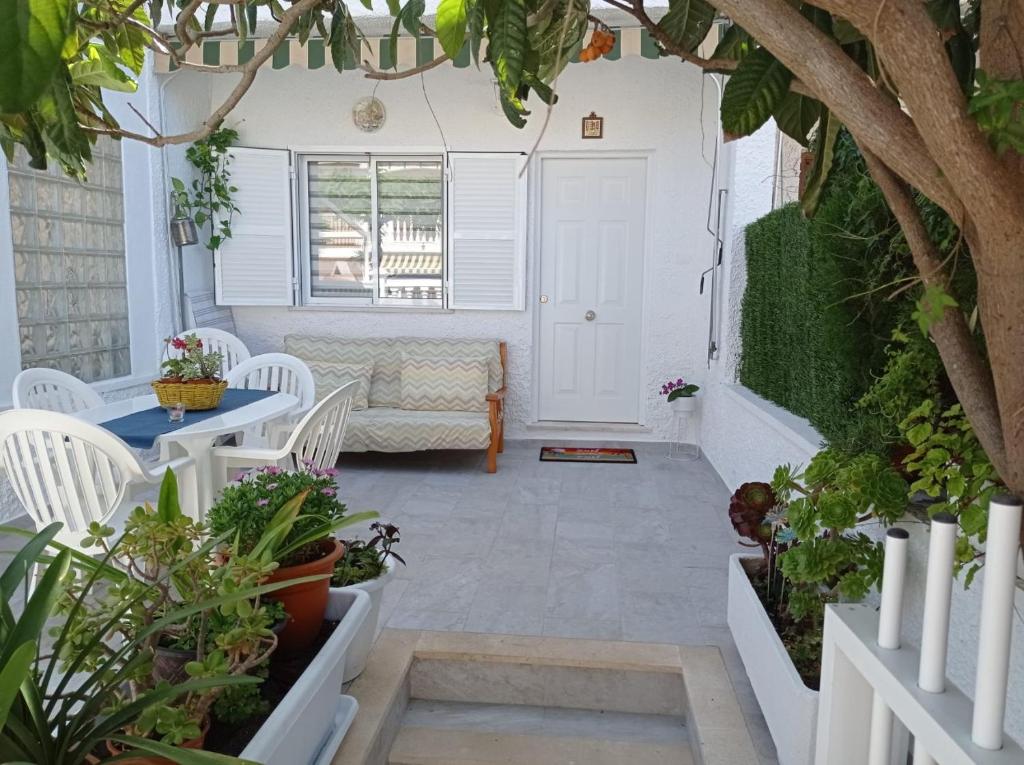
top-left (486, 342), bottom-right (508, 473)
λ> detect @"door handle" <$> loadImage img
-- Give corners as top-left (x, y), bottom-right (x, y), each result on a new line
top-left (585, 310), bottom-right (596, 321)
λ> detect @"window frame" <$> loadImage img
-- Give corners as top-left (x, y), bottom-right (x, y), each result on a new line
top-left (296, 151), bottom-right (446, 309)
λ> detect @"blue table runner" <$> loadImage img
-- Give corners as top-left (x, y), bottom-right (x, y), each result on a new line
top-left (100, 389), bottom-right (276, 449)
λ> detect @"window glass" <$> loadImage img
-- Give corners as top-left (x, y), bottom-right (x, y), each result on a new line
top-left (305, 159), bottom-right (373, 299)
top-left (376, 159), bottom-right (443, 302)
top-left (7, 137), bottom-right (131, 381)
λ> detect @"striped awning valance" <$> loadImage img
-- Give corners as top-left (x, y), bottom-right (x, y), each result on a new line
top-left (379, 253), bottom-right (442, 275)
top-left (154, 27), bottom-right (661, 73)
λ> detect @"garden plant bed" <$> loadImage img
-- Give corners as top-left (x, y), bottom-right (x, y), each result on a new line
top-left (206, 619), bottom-right (340, 756)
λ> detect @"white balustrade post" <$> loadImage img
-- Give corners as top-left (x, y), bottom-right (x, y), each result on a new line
top-left (913, 512), bottom-right (957, 765)
top-left (868, 528), bottom-right (909, 765)
top-left (971, 494), bottom-right (1023, 750)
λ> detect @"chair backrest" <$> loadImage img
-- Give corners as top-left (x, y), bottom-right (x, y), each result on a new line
top-left (225, 353), bottom-right (316, 413)
top-left (0, 409), bottom-right (148, 549)
top-left (12, 368), bottom-right (105, 414)
top-left (282, 383), bottom-right (357, 472)
top-left (185, 291), bottom-right (237, 335)
top-left (174, 327), bottom-right (251, 377)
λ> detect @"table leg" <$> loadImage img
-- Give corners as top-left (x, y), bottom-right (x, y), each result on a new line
top-left (179, 439), bottom-right (216, 514)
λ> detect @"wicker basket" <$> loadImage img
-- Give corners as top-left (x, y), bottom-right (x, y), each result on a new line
top-left (151, 379), bottom-right (228, 411)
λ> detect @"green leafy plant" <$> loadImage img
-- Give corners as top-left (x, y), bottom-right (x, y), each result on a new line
top-left (900, 400), bottom-right (1002, 583)
top-left (207, 465), bottom-right (377, 567)
top-left (171, 127), bottom-right (240, 252)
top-left (160, 333), bottom-right (225, 382)
top-left (0, 471), bottom-right (306, 764)
top-left (332, 522), bottom-right (405, 587)
top-left (969, 70), bottom-right (1024, 156)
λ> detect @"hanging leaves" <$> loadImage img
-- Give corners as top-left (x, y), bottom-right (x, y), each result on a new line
top-left (489, 0), bottom-right (528, 92)
top-left (720, 47), bottom-right (793, 139)
top-left (656, 0), bottom-right (715, 55)
top-left (529, 0), bottom-right (588, 83)
top-left (436, 0), bottom-right (469, 60)
top-left (773, 91), bottom-right (821, 148)
top-left (0, 0), bottom-right (70, 114)
top-left (711, 23), bottom-right (752, 60)
top-left (800, 108), bottom-right (840, 217)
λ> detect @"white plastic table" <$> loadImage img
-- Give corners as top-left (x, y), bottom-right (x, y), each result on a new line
top-left (76, 392), bottom-right (299, 512)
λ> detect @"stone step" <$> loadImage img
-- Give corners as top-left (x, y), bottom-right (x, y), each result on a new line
top-left (388, 727), bottom-right (694, 765)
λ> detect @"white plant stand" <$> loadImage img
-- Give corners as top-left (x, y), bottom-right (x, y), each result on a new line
top-left (668, 396), bottom-right (700, 461)
top-left (727, 554), bottom-right (818, 765)
top-left (332, 558), bottom-right (397, 682)
top-left (240, 588), bottom-right (371, 765)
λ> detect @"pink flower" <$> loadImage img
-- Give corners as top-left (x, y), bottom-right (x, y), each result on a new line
top-left (171, 337), bottom-right (187, 350)
top-left (321, 487), bottom-right (336, 497)
top-left (262, 465), bottom-right (282, 475)
top-left (266, 483), bottom-right (278, 490)
top-left (257, 498), bottom-right (270, 507)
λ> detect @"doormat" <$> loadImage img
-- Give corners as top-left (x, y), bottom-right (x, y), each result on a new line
top-left (539, 447), bottom-right (637, 464)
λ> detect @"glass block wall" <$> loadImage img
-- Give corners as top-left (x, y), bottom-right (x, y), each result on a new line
top-left (7, 137), bottom-right (131, 382)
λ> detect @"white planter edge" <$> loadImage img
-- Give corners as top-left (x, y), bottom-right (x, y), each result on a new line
top-left (727, 553), bottom-right (818, 765)
top-left (669, 396), bottom-right (699, 413)
top-left (240, 588), bottom-right (371, 765)
top-left (332, 557), bottom-right (397, 682)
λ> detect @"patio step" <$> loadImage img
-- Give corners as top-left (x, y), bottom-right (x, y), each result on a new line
top-left (387, 700), bottom-right (693, 765)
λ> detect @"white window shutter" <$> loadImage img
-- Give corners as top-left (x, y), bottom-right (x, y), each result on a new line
top-left (446, 152), bottom-right (527, 310)
top-left (214, 148), bottom-right (294, 306)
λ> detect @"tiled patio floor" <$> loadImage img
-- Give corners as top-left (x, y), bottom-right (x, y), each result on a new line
top-left (336, 442), bottom-right (779, 765)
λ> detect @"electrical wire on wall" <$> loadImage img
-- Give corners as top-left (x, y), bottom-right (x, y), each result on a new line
top-left (697, 69), bottom-right (727, 370)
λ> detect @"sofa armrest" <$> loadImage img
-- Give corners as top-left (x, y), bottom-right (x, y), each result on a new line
top-left (486, 387), bottom-right (507, 402)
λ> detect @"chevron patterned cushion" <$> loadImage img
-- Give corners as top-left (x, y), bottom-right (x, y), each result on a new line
top-left (307, 361), bottom-right (372, 409)
top-left (284, 336), bottom-right (504, 408)
top-left (399, 355), bottom-right (489, 412)
top-left (343, 407), bottom-right (491, 452)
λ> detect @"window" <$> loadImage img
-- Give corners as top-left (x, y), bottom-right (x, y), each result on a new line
top-left (299, 154), bottom-right (444, 306)
top-left (7, 137), bottom-right (131, 382)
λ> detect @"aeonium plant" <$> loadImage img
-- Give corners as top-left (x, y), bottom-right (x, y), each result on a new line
top-left (160, 333), bottom-right (224, 383)
top-left (660, 377), bottom-right (700, 400)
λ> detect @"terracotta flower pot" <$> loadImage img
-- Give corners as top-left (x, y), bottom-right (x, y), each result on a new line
top-left (266, 538), bottom-right (345, 653)
top-left (106, 719), bottom-right (209, 764)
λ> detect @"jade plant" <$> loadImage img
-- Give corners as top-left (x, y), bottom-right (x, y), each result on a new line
top-left (0, 471), bottom-right (299, 764)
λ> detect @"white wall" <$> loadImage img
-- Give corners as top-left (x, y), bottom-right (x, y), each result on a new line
top-left (197, 55), bottom-right (720, 440)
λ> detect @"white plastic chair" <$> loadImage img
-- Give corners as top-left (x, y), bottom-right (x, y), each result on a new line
top-left (0, 409), bottom-right (199, 551)
top-left (173, 327), bottom-right (251, 377)
top-left (225, 353), bottom-right (316, 447)
top-left (12, 368), bottom-right (104, 414)
top-left (211, 382), bottom-right (356, 489)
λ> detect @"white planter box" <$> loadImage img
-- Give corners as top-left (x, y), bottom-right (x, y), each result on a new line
top-left (669, 396), bottom-right (698, 413)
top-left (332, 558), bottom-right (396, 682)
top-left (241, 588), bottom-right (371, 765)
top-left (727, 554), bottom-right (818, 765)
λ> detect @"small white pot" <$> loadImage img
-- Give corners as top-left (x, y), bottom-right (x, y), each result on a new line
top-left (240, 588), bottom-right (370, 765)
top-left (669, 395), bottom-right (698, 413)
top-left (727, 554), bottom-right (819, 765)
top-left (332, 558), bottom-right (397, 682)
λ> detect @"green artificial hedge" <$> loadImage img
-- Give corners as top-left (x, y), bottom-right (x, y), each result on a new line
top-left (738, 135), bottom-right (924, 451)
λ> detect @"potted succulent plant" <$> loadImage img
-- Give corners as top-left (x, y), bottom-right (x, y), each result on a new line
top-left (207, 464), bottom-right (377, 652)
top-left (331, 521), bottom-right (405, 681)
top-left (0, 472), bottom-right (296, 765)
top-left (660, 377), bottom-right (700, 412)
top-left (726, 451), bottom-right (909, 765)
top-left (153, 333), bottom-right (228, 410)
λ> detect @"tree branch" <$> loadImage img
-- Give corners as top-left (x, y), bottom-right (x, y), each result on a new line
top-left (361, 53), bottom-right (450, 80)
top-left (705, 0), bottom-right (961, 216)
top-left (861, 147), bottom-right (1008, 479)
top-left (83, 0), bottom-right (326, 146)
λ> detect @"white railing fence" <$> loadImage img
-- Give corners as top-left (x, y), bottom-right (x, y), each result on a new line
top-left (815, 496), bottom-right (1024, 765)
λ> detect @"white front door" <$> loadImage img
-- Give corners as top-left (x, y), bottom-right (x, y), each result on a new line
top-left (537, 157), bottom-right (646, 423)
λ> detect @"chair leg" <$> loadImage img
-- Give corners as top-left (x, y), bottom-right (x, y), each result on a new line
top-left (486, 400), bottom-right (500, 473)
top-left (178, 462), bottom-right (200, 520)
top-left (497, 402), bottom-right (505, 454)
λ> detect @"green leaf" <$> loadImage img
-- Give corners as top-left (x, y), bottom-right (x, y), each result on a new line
top-left (0, 642), bottom-right (35, 731)
top-left (68, 47), bottom-right (136, 92)
top-left (110, 735), bottom-right (259, 764)
top-left (436, 0), bottom-right (468, 59)
top-left (720, 47), bottom-right (793, 139)
top-left (467, 0), bottom-right (485, 67)
top-left (489, 0), bottom-right (527, 92)
top-left (800, 107), bottom-right (840, 217)
top-left (0, 0), bottom-right (70, 113)
top-left (711, 24), bottom-right (751, 60)
top-left (656, 0), bottom-right (715, 55)
top-left (157, 469), bottom-right (181, 523)
top-left (772, 92), bottom-right (821, 148)
top-left (401, 0), bottom-right (425, 38)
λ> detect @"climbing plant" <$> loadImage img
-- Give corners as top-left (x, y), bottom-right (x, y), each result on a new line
top-left (171, 128), bottom-right (239, 253)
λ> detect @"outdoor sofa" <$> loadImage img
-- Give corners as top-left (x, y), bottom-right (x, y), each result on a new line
top-left (284, 335), bottom-right (507, 472)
